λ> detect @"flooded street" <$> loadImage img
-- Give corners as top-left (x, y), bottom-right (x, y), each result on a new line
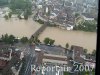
top-left (39, 27), bottom-right (97, 53)
top-left (0, 18), bottom-right (41, 38)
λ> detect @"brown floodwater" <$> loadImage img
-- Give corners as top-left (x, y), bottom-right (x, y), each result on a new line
top-left (39, 27), bottom-right (97, 53)
top-left (0, 18), bottom-right (41, 38)
top-left (0, 18), bottom-right (97, 53)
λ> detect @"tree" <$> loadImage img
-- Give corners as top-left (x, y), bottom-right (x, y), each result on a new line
top-left (1, 34), bottom-right (9, 43)
top-left (84, 49), bottom-right (88, 53)
top-left (4, 15), bottom-right (9, 20)
top-left (49, 39), bottom-right (55, 45)
top-left (0, 0), bottom-right (8, 6)
top-left (9, 0), bottom-right (32, 15)
top-left (24, 12), bottom-right (28, 20)
top-left (1, 34), bottom-right (16, 44)
top-left (8, 12), bottom-right (12, 18)
top-left (63, 71), bottom-right (69, 75)
top-left (8, 35), bottom-right (16, 44)
top-left (17, 14), bottom-right (22, 19)
top-left (92, 50), bottom-right (96, 56)
top-left (75, 13), bottom-right (80, 18)
top-left (20, 37), bottom-right (28, 44)
top-left (43, 37), bottom-right (50, 45)
top-left (65, 43), bottom-right (69, 49)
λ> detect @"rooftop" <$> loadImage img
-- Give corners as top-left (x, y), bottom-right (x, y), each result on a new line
top-left (37, 44), bottom-right (65, 55)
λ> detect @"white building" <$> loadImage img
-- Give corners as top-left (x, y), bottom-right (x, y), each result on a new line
top-left (82, 15), bottom-right (94, 21)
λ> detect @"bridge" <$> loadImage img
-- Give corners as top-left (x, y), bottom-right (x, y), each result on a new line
top-left (31, 22), bottom-right (47, 38)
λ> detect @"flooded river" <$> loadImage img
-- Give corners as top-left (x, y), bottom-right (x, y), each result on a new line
top-left (39, 27), bottom-right (97, 53)
top-left (0, 18), bottom-right (41, 38)
top-left (0, 18), bottom-right (97, 53)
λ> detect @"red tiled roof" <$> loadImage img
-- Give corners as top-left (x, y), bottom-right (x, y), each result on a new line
top-left (0, 59), bottom-right (8, 69)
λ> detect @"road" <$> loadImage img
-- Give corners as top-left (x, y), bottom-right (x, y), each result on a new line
top-left (24, 45), bottom-right (36, 75)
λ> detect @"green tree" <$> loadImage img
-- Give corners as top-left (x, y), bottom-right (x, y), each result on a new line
top-left (75, 13), bottom-right (80, 18)
top-left (65, 43), bottom-right (69, 49)
top-left (9, 0), bottom-right (32, 14)
top-left (43, 37), bottom-right (50, 45)
top-left (74, 20), bottom-right (97, 32)
top-left (24, 11), bottom-right (28, 20)
top-left (92, 50), bottom-right (96, 56)
top-left (1, 34), bottom-right (9, 43)
top-left (20, 37), bottom-right (28, 44)
top-left (8, 12), bottom-right (12, 18)
top-left (17, 14), bottom-right (22, 19)
top-left (84, 49), bottom-right (88, 53)
top-left (8, 35), bottom-right (16, 44)
top-left (49, 39), bottom-right (55, 45)
top-left (4, 15), bottom-right (9, 20)
top-left (1, 34), bottom-right (16, 44)
top-left (63, 71), bottom-right (69, 75)
top-left (0, 0), bottom-right (8, 6)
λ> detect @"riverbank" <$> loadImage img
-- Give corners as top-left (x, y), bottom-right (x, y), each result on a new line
top-left (0, 18), bottom-right (41, 38)
top-left (39, 27), bottom-right (97, 53)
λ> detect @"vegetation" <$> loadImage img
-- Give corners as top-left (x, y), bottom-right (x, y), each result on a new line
top-left (84, 49), bottom-right (88, 53)
top-left (74, 20), bottom-right (97, 32)
top-left (36, 19), bottom-right (44, 24)
top-left (75, 13), bottom-right (80, 18)
top-left (63, 71), bottom-right (69, 75)
top-left (34, 37), bottom-right (40, 44)
top-left (44, 37), bottom-right (50, 45)
top-left (65, 43), bottom-right (69, 49)
top-left (9, 0), bottom-right (32, 11)
top-left (4, 15), bottom-right (9, 20)
top-left (49, 39), bottom-right (55, 45)
top-left (9, 0), bottom-right (32, 19)
top-left (44, 37), bottom-right (55, 45)
top-left (24, 11), bottom-right (29, 20)
top-left (20, 37), bottom-right (29, 44)
top-left (17, 14), bottom-right (22, 19)
top-left (92, 50), bottom-right (96, 57)
top-left (0, 0), bottom-right (8, 6)
top-left (8, 12), bottom-right (12, 18)
top-left (1, 34), bottom-right (18, 45)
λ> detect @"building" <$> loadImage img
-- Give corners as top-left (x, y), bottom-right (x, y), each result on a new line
top-left (0, 43), bottom-right (24, 75)
top-left (32, 46), bottom-right (68, 75)
top-left (82, 13), bottom-right (95, 21)
top-left (37, 44), bottom-right (65, 55)
top-left (0, 43), bottom-right (12, 70)
top-left (71, 45), bottom-right (86, 64)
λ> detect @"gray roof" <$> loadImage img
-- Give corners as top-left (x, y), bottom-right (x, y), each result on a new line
top-left (37, 44), bottom-right (65, 56)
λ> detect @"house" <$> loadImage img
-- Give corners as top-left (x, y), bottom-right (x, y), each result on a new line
top-left (82, 13), bottom-right (95, 21)
top-left (11, 48), bottom-right (24, 75)
top-left (0, 43), bottom-right (23, 75)
top-left (71, 45), bottom-right (86, 64)
top-left (33, 50), bottom-right (68, 75)
top-left (0, 7), bottom-right (12, 17)
top-left (0, 59), bottom-right (9, 70)
top-left (85, 54), bottom-right (96, 69)
top-left (0, 43), bottom-right (12, 61)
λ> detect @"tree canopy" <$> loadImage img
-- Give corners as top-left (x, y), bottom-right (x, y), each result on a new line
top-left (44, 37), bottom-right (55, 45)
top-left (74, 20), bottom-right (97, 32)
top-left (0, 0), bottom-right (8, 6)
top-left (1, 34), bottom-right (16, 44)
top-left (20, 37), bottom-right (29, 44)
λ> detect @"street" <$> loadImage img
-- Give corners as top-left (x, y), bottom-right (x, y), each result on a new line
top-left (24, 45), bottom-right (36, 75)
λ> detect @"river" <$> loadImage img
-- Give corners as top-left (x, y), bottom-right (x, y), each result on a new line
top-left (0, 18), bottom-right (41, 38)
top-left (0, 18), bottom-right (97, 53)
top-left (39, 27), bottom-right (97, 53)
